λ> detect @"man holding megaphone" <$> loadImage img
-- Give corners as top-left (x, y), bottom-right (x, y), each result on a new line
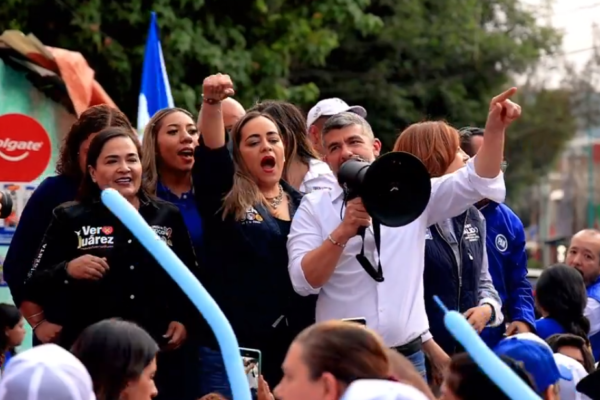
top-left (287, 88), bottom-right (521, 380)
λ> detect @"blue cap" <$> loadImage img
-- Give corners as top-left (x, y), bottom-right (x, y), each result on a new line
top-left (493, 333), bottom-right (572, 393)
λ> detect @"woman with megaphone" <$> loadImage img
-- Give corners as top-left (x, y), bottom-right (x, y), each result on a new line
top-left (287, 87), bottom-right (520, 384)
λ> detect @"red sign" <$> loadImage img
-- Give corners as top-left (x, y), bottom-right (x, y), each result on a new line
top-left (0, 114), bottom-right (52, 182)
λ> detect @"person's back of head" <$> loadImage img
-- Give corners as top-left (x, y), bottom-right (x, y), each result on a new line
top-left (0, 343), bottom-right (95, 400)
top-left (442, 352), bottom-right (536, 400)
top-left (536, 264), bottom-right (590, 339)
top-left (71, 319), bottom-right (159, 400)
top-left (274, 321), bottom-right (390, 400)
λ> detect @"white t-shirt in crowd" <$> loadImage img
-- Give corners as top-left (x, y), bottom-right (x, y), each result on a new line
top-left (287, 158), bottom-right (506, 347)
top-left (300, 159), bottom-right (338, 194)
top-left (585, 298), bottom-right (600, 337)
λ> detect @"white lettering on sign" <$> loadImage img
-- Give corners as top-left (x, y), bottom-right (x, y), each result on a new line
top-left (76, 226), bottom-right (115, 250)
top-left (0, 138), bottom-right (44, 162)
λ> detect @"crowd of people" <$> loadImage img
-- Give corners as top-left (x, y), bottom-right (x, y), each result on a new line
top-left (0, 72), bottom-right (598, 399)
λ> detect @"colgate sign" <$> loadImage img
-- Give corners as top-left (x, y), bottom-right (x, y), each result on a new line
top-left (0, 114), bottom-right (52, 182)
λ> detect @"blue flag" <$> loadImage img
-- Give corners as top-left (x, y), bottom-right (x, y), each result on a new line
top-left (137, 12), bottom-right (174, 137)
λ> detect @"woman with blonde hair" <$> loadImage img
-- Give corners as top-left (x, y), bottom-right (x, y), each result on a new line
top-left (192, 73), bottom-right (316, 395)
top-left (140, 107), bottom-right (209, 399)
top-left (393, 121), bottom-right (504, 379)
top-left (248, 100), bottom-right (337, 193)
top-left (141, 107), bottom-right (202, 254)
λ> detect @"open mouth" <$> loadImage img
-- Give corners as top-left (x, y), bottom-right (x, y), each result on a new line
top-left (260, 156), bottom-right (276, 172)
top-left (115, 177), bottom-right (132, 185)
top-left (178, 148), bottom-right (194, 158)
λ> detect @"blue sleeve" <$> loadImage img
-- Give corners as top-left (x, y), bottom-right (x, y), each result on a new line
top-left (3, 178), bottom-right (60, 305)
top-left (506, 211), bottom-right (536, 327)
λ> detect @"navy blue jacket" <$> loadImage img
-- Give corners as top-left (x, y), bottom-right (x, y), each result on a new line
top-left (192, 143), bottom-right (316, 348)
top-left (479, 202), bottom-right (535, 348)
top-left (424, 207), bottom-right (502, 355)
top-left (4, 175), bottom-right (79, 305)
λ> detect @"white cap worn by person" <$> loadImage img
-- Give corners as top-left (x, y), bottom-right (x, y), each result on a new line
top-left (306, 98), bottom-right (367, 129)
top-left (0, 344), bottom-right (96, 400)
top-left (553, 353), bottom-right (592, 400)
top-left (341, 379), bottom-right (430, 400)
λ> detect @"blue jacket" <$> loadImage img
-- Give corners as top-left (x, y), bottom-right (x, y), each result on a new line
top-left (3, 175), bottom-right (79, 305)
top-left (424, 207), bottom-right (503, 355)
top-left (587, 279), bottom-right (600, 361)
top-left (479, 202), bottom-right (535, 348)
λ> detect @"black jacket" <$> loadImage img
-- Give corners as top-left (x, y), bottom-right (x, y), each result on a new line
top-left (193, 143), bottom-right (317, 347)
top-left (23, 195), bottom-right (201, 349)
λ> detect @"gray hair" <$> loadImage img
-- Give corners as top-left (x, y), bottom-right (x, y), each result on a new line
top-left (321, 112), bottom-right (375, 144)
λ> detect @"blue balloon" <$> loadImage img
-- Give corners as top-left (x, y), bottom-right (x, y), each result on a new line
top-left (101, 189), bottom-right (251, 400)
top-left (433, 296), bottom-right (540, 400)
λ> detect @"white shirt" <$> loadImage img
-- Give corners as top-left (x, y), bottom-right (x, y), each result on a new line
top-left (585, 298), bottom-right (600, 336)
top-left (299, 159), bottom-right (338, 194)
top-left (287, 158), bottom-right (506, 347)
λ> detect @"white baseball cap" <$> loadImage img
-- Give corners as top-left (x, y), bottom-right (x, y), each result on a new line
top-left (341, 379), bottom-right (429, 400)
top-left (0, 344), bottom-right (96, 400)
top-left (306, 98), bottom-right (367, 129)
top-left (552, 353), bottom-right (592, 400)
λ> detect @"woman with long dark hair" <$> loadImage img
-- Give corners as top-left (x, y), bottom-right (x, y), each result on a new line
top-left (72, 319), bottom-right (159, 400)
top-left (535, 264), bottom-right (591, 341)
top-left (0, 304), bottom-right (25, 373)
top-left (20, 127), bottom-right (200, 399)
top-left (6, 105), bottom-right (132, 323)
top-left (248, 100), bottom-right (336, 193)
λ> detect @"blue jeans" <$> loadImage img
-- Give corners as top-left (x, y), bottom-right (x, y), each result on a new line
top-left (199, 346), bottom-right (232, 398)
top-left (405, 350), bottom-right (428, 383)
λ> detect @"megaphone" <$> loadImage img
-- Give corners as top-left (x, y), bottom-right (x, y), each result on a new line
top-left (337, 152), bottom-right (431, 227)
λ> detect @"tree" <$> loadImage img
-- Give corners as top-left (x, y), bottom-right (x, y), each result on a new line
top-left (289, 0), bottom-right (563, 149)
top-left (503, 87), bottom-right (576, 199)
top-left (0, 0), bottom-right (382, 118)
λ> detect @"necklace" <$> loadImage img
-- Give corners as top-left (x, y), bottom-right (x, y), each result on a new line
top-left (267, 184), bottom-right (284, 209)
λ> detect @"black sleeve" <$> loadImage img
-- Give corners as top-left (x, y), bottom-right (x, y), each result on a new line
top-left (23, 207), bottom-right (77, 305)
top-left (164, 207), bottom-right (202, 330)
top-left (192, 141), bottom-right (234, 219)
top-left (4, 178), bottom-right (59, 305)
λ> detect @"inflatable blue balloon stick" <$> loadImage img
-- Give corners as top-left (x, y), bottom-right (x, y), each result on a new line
top-left (102, 189), bottom-right (251, 400)
top-left (433, 296), bottom-right (540, 400)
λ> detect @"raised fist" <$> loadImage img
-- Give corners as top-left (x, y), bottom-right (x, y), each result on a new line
top-left (202, 73), bottom-right (235, 103)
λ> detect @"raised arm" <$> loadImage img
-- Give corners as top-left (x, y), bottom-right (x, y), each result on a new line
top-left (193, 74), bottom-right (237, 218)
top-left (199, 73), bottom-right (235, 150)
top-left (426, 88), bottom-right (521, 225)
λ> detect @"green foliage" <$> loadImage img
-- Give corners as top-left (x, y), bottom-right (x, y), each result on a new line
top-left (0, 0), bottom-right (381, 117)
top-left (504, 88), bottom-right (577, 197)
top-left (0, 0), bottom-right (575, 199)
